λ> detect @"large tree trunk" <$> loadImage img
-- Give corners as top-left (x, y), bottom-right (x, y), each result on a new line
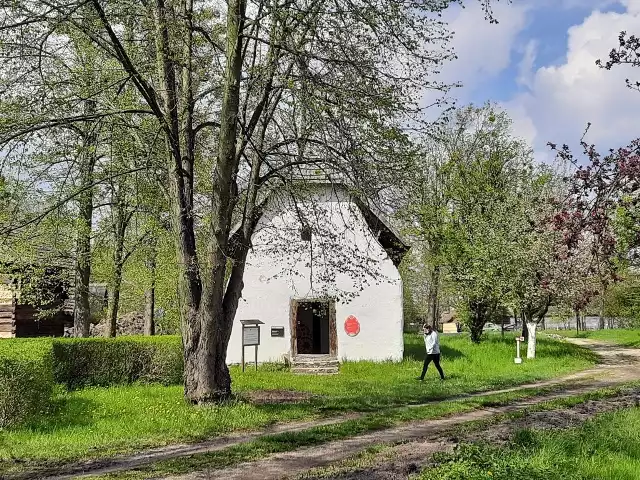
top-left (73, 100), bottom-right (97, 338)
top-left (521, 312), bottom-right (528, 342)
top-left (599, 295), bottom-right (606, 330)
top-left (74, 203), bottom-right (92, 337)
top-left (183, 306), bottom-right (233, 402)
top-left (173, 0), bottom-right (248, 403)
top-left (143, 247), bottom-right (156, 336)
top-left (526, 322), bottom-right (537, 359)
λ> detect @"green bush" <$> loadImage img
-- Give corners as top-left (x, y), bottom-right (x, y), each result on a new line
top-left (52, 336), bottom-right (183, 390)
top-left (0, 339), bottom-right (55, 429)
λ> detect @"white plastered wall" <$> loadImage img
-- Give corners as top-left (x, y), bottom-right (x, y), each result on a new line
top-left (227, 185), bottom-right (404, 364)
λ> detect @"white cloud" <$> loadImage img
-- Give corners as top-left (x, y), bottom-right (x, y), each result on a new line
top-left (503, 2), bottom-right (640, 163)
top-left (445, 2), bottom-right (529, 81)
top-left (623, 0), bottom-right (640, 13)
top-left (558, 0), bottom-right (617, 9)
top-left (501, 98), bottom-right (537, 146)
top-left (516, 39), bottom-right (537, 89)
top-left (421, 0), bottom-right (640, 163)
top-left (420, 1), bottom-right (529, 111)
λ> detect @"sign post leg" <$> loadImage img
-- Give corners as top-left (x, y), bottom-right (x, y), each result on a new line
top-left (242, 345), bottom-right (245, 373)
top-left (255, 346), bottom-right (258, 371)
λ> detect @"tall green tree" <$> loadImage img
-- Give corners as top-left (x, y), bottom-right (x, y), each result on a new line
top-left (1, 0), bottom-right (504, 401)
top-left (438, 105), bottom-right (534, 343)
top-left (398, 140), bottom-right (450, 328)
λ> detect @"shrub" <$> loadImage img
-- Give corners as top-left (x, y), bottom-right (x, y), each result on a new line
top-left (52, 336), bottom-right (183, 390)
top-left (0, 339), bottom-right (55, 429)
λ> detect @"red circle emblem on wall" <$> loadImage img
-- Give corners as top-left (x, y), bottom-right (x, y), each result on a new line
top-left (344, 315), bottom-right (360, 337)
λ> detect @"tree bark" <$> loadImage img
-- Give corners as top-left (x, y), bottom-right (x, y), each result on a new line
top-left (599, 294), bottom-right (606, 330)
top-left (106, 239), bottom-right (124, 337)
top-left (106, 206), bottom-right (126, 337)
top-left (468, 300), bottom-right (489, 343)
top-left (427, 266), bottom-right (440, 328)
top-left (526, 321), bottom-right (537, 358)
top-left (180, 0), bottom-right (247, 403)
top-left (74, 100), bottom-right (97, 338)
top-left (143, 247), bottom-right (156, 336)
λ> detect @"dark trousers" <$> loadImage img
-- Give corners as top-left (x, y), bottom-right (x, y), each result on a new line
top-left (421, 353), bottom-right (445, 380)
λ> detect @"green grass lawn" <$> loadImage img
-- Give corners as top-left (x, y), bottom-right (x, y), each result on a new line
top-left (549, 328), bottom-right (640, 348)
top-left (420, 405), bottom-right (640, 480)
top-left (0, 334), bottom-right (595, 470)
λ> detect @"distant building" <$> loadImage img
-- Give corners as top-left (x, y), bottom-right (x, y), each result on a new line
top-left (0, 262), bottom-right (107, 338)
top-left (439, 309), bottom-right (460, 334)
top-left (0, 264), bottom-right (72, 338)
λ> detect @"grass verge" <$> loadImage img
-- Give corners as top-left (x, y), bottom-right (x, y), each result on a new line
top-left (420, 400), bottom-right (640, 479)
top-left (296, 383), bottom-right (640, 480)
top-left (0, 334), bottom-right (595, 474)
top-left (548, 328), bottom-right (640, 347)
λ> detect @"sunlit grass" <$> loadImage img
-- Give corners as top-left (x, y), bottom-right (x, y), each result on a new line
top-left (84, 385), bottom-right (640, 480)
top-left (0, 334), bottom-right (595, 471)
top-left (550, 328), bottom-right (640, 348)
top-left (418, 405), bottom-right (640, 480)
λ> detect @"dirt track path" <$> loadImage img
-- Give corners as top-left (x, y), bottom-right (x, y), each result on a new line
top-left (161, 338), bottom-right (640, 480)
top-left (34, 338), bottom-right (639, 480)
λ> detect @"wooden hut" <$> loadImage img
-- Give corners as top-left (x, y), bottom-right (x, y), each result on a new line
top-left (439, 309), bottom-right (461, 334)
top-left (0, 265), bottom-right (73, 338)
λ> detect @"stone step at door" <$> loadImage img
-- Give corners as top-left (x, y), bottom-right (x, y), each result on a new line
top-left (291, 354), bottom-right (340, 375)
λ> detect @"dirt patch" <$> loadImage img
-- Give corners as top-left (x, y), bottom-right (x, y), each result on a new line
top-left (242, 389), bottom-right (319, 405)
top-left (460, 389), bottom-right (640, 445)
top-left (296, 442), bottom-right (454, 480)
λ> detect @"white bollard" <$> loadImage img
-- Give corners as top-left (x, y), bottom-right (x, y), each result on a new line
top-left (514, 336), bottom-right (524, 364)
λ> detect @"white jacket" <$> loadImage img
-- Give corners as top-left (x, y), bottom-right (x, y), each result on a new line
top-left (424, 331), bottom-right (440, 355)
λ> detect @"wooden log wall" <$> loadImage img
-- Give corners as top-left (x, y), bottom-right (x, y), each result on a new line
top-left (0, 304), bottom-right (16, 338)
top-left (0, 304), bottom-right (72, 338)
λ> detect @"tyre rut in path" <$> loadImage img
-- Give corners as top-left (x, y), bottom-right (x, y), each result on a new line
top-left (40, 338), bottom-right (639, 480)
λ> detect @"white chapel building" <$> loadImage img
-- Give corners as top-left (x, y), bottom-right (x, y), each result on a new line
top-left (227, 183), bottom-right (409, 366)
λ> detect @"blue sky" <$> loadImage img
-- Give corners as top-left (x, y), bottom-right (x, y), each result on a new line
top-left (425, 0), bottom-right (640, 163)
top-left (474, 1), bottom-right (627, 103)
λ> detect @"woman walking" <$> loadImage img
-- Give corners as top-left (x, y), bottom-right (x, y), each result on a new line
top-left (417, 324), bottom-right (445, 381)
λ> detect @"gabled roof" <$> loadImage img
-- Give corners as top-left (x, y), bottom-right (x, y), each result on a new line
top-left (351, 196), bottom-right (409, 267)
top-left (232, 181), bottom-right (410, 267)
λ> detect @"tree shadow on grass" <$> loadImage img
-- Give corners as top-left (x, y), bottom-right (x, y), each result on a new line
top-left (404, 338), bottom-right (464, 361)
top-left (22, 395), bottom-right (99, 433)
top-left (536, 337), bottom-right (599, 364)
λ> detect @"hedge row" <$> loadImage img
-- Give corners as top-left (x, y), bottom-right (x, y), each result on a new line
top-left (0, 336), bottom-right (184, 428)
top-left (52, 336), bottom-right (183, 389)
top-left (0, 339), bottom-right (55, 429)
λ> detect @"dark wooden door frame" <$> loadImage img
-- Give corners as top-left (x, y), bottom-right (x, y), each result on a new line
top-left (290, 297), bottom-right (337, 357)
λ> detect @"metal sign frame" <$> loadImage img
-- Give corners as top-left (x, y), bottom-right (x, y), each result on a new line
top-left (240, 319), bottom-right (264, 372)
